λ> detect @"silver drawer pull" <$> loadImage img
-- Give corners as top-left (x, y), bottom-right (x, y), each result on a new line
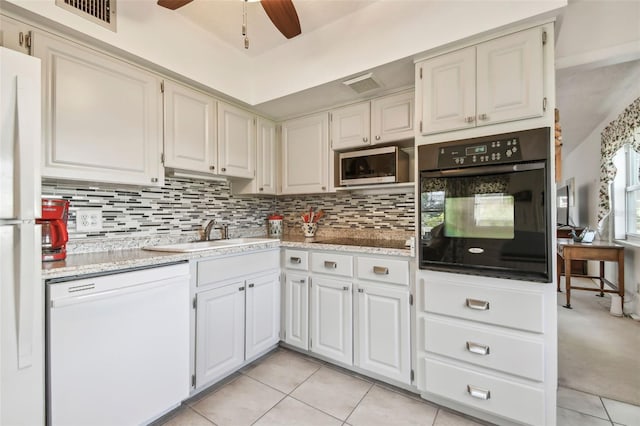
top-left (466, 341), bottom-right (490, 356)
top-left (343, 286), bottom-right (349, 291)
top-left (467, 385), bottom-right (491, 400)
top-left (465, 298), bottom-right (490, 311)
top-left (324, 261), bottom-right (337, 269)
top-left (298, 279), bottom-right (306, 283)
top-left (290, 257), bottom-right (302, 264)
top-left (373, 266), bottom-right (389, 275)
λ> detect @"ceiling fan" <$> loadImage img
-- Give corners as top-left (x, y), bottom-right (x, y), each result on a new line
top-left (157, 0), bottom-right (302, 42)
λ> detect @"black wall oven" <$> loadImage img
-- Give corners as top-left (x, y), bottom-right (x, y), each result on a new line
top-left (418, 127), bottom-right (551, 282)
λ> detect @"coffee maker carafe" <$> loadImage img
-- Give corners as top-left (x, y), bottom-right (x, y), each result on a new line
top-left (37, 199), bottom-right (69, 261)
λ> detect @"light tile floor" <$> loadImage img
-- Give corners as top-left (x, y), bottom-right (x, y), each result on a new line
top-left (158, 348), bottom-right (640, 426)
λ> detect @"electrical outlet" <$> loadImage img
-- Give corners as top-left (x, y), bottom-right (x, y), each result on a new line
top-left (76, 209), bottom-right (102, 232)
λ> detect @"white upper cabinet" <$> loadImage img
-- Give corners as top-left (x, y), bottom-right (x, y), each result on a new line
top-left (163, 80), bottom-right (217, 174)
top-left (217, 102), bottom-right (255, 179)
top-left (330, 102), bottom-right (371, 151)
top-left (330, 90), bottom-right (414, 151)
top-left (256, 118), bottom-right (278, 194)
top-left (419, 47), bottom-right (476, 134)
top-left (418, 26), bottom-right (544, 135)
top-left (34, 32), bottom-right (163, 186)
top-left (233, 117), bottom-right (277, 195)
top-left (281, 112), bottom-right (329, 195)
top-left (475, 27), bottom-right (544, 126)
top-left (370, 91), bottom-right (414, 144)
top-left (0, 15), bottom-right (32, 55)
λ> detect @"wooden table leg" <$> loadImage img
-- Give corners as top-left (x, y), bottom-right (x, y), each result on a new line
top-left (557, 253), bottom-right (562, 292)
top-left (564, 254), bottom-right (572, 309)
top-left (597, 260), bottom-right (605, 297)
top-left (618, 249), bottom-right (625, 308)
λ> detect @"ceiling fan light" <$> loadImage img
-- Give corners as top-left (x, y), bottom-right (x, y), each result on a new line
top-left (342, 73), bottom-right (381, 94)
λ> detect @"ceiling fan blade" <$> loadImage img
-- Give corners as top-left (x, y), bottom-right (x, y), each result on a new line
top-left (157, 0), bottom-right (193, 10)
top-left (260, 0), bottom-right (302, 39)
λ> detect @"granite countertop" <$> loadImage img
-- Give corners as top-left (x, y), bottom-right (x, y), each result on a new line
top-left (42, 236), bottom-right (413, 280)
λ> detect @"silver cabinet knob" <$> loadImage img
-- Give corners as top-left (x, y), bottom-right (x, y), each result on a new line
top-left (210, 165), bottom-right (215, 170)
top-left (259, 188), bottom-right (264, 191)
top-left (375, 135), bottom-right (381, 141)
top-left (342, 286), bottom-right (349, 291)
top-left (478, 113), bottom-right (488, 121)
top-left (465, 116), bottom-right (475, 123)
top-left (467, 385), bottom-right (490, 400)
top-left (363, 137), bottom-right (369, 143)
top-left (221, 167), bottom-right (227, 172)
top-left (321, 186), bottom-right (326, 191)
top-left (151, 177), bottom-right (158, 183)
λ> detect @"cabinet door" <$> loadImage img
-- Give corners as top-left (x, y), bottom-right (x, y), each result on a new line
top-left (195, 282), bottom-right (245, 388)
top-left (34, 32), bottom-right (163, 186)
top-left (310, 277), bottom-right (352, 365)
top-left (0, 15), bottom-right (32, 55)
top-left (284, 272), bottom-right (309, 350)
top-left (355, 283), bottom-right (410, 384)
top-left (419, 47), bottom-right (475, 135)
top-left (330, 102), bottom-right (370, 151)
top-left (281, 113), bottom-right (329, 194)
top-left (476, 27), bottom-right (544, 126)
top-left (371, 91), bottom-right (414, 144)
top-left (256, 118), bottom-right (277, 194)
top-left (245, 271), bottom-right (280, 359)
top-left (163, 80), bottom-right (217, 174)
top-left (218, 102), bottom-right (255, 178)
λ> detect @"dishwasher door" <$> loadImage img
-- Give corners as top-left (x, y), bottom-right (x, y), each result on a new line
top-left (47, 263), bottom-right (190, 426)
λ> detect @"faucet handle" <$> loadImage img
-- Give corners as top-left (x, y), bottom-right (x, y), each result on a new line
top-left (222, 224), bottom-right (229, 239)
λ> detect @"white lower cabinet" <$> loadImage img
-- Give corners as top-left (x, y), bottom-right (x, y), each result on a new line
top-left (416, 270), bottom-right (554, 425)
top-left (195, 281), bottom-right (246, 388)
top-left (355, 283), bottom-right (411, 384)
top-left (284, 271), bottom-right (310, 351)
top-left (245, 271), bottom-right (281, 359)
top-left (193, 250), bottom-right (280, 390)
top-left (310, 277), bottom-right (352, 365)
top-left (282, 248), bottom-right (412, 386)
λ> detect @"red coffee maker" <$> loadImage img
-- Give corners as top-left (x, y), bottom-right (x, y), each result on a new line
top-left (37, 199), bottom-right (69, 261)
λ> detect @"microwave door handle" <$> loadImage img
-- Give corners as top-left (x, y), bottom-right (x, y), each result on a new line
top-left (421, 161), bottom-right (545, 178)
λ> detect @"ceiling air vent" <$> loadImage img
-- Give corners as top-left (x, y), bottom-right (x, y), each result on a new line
top-left (342, 73), bottom-right (381, 94)
top-left (55, 0), bottom-right (117, 31)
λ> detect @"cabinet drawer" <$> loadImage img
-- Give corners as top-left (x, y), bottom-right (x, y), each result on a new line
top-left (421, 316), bottom-right (544, 381)
top-left (422, 358), bottom-right (544, 426)
top-left (423, 281), bottom-right (544, 333)
top-left (197, 250), bottom-right (279, 287)
top-left (311, 252), bottom-right (353, 277)
top-left (357, 257), bottom-right (409, 286)
top-left (284, 249), bottom-right (309, 271)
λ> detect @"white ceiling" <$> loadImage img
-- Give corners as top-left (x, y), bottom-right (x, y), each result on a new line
top-left (174, 0), bottom-right (376, 56)
top-left (169, 0), bottom-right (640, 155)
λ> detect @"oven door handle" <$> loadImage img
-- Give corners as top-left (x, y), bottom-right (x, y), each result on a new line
top-left (421, 161), bottom-right (545, 178)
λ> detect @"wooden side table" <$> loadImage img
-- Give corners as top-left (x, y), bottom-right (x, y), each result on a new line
top-left (557, 238), bottom-right (624, 309)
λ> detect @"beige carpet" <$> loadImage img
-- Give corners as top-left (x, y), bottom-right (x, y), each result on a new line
top-left (557, 277), bottom-right (640, 405)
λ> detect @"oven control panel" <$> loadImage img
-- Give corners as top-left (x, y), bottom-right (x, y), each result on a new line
top-left (436, 136), bottom-right (523, 168)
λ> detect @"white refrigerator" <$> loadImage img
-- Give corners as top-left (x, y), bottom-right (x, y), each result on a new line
top-left (0, 47), bottom-right (44, 426)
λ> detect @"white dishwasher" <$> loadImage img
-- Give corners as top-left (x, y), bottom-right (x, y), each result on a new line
top-left (47, 263), bottom-right (190, 426)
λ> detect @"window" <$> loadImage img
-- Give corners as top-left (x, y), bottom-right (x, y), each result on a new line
top-left (612, 144), bottom-right (640, 241)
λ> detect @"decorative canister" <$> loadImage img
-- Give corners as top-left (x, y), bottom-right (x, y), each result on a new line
top-left (302, 222), bottom-right (317, 238)
top-left (267, 214), bottom-right (283, 238)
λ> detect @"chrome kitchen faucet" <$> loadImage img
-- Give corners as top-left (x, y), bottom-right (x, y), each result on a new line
top-left (203, 220), bottom-right (229, 241)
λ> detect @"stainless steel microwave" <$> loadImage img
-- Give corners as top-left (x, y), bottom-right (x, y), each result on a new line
top-left (339, 146), bottom-right (409, 186)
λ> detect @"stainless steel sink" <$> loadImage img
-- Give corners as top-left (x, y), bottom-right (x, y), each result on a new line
top-left (143, 238), bottom-right (274, 253)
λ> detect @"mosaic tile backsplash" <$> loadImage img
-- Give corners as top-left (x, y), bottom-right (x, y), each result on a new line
top-left (42, 178), bottom-right (415, 253)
